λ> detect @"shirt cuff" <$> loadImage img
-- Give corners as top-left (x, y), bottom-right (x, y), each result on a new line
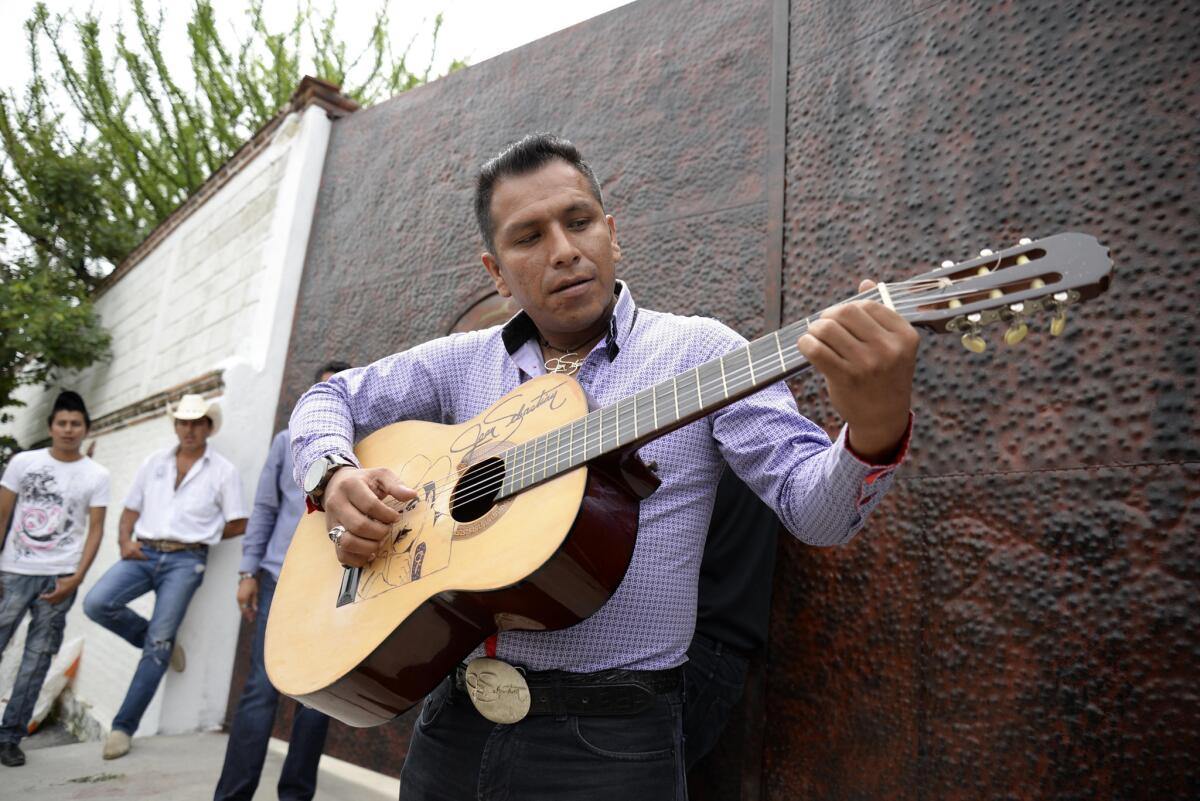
top-left (238, 556), bottom-right (263, 574)
top-left (841, 412), bottom-right (914, 477)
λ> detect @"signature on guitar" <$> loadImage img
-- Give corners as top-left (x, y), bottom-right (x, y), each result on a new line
top-left (450, 383), bottom-right (568, 463)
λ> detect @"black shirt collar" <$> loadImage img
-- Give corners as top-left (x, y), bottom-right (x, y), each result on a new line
top-left (500, 281), bottom-right (635, 363)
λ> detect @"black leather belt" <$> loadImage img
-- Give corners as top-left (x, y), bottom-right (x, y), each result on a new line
top-left (452, 665), bottom-right (682, 717)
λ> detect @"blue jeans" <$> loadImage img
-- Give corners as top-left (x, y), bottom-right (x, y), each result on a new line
top-left (83, 546), bottom-right (207, 734)
top-left (0, 572), bottom-right (76, 744)
top-left (400, 677), bottom-right (686, 800)
top-left (214, 571), bottom-right (330, 801)
top-left (682, 634), bottom-right (750, 769)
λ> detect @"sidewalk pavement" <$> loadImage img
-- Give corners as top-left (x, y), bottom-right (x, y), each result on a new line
top-left (4, 728), bottom-right (399, 800)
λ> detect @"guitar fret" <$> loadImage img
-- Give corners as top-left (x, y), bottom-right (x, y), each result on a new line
top-left (516, 438), bottom-right (530, 489)
top-left (673, 376), bottom-right (680, 421)
top-left (747, 348), bottom-right (756, 384)
top-left (774, 331), bottom-right (787, 374)
top-left (632, 392), bottom-right (639, 439)
top-left (652, 384), bottom-right (659, 429)
top-left (569, 419), bottom-right (578, 469)
top-left (694, 368), bottom-right (703, 410)
top-left (719, 356), bottom-right (728, 398)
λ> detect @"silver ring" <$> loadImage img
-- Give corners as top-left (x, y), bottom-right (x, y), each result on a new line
top-left (327, 525), bottom-right (347, 547)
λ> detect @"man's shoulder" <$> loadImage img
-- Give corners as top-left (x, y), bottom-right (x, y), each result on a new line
top-left (634, 308), bottom-right (746, 353)
top-left (7, 448), bottom-right (44, 469)
top-left (416, 327), bottom-right (505, 359)
top-left (203, 447), bottom-right (239, 473)
top-left (79, 456), bottom-right (111, 480)
top-left (1, 449), bottom-right (39, 485)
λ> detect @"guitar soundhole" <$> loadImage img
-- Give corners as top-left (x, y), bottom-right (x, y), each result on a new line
top-left (450, 457), bottom-right (504, 523)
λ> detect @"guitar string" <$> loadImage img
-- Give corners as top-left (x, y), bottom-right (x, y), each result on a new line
top-left (401, 274), bottom-right (1051, 510)
top-left (431, 275), bottom-right (1048, 511)
top-left (448, 272), bottom-right (1058, 509)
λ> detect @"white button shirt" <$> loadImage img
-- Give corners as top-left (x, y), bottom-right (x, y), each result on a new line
top-left (125, 445), bottom-right (247, 545)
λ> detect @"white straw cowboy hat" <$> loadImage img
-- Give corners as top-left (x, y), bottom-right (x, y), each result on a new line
top-left (168, 394), bottom-right (222, 435)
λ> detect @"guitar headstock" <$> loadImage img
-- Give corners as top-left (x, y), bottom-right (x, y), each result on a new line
top-left (888, 232), bottom-right (1114, 352)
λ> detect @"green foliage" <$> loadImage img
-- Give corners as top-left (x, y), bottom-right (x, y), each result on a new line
top-left (0, 258), bottom-right (112, 465)
top-left (0, 0), bottom-right (461, 457)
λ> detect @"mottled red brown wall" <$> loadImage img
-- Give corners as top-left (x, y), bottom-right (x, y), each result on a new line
top-left (229, 0), bottom-right (1199, 797)
top-left (772, 0), bottom-right (1197, 799)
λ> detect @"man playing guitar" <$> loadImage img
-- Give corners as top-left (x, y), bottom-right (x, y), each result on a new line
top-left (289, 133), bottom-right (919, 800)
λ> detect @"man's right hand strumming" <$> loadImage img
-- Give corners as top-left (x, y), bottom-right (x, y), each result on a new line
top-left (322, 467), bottom-right (418, 568)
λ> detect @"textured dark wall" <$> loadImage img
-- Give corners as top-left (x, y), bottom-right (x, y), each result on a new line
top-left (773, 0), bottom-right (1198, 799)
top-left (241, 0), bottom-right (1200, 796)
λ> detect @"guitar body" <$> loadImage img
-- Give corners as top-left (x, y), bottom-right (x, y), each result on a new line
top-left (265, 374), bottom-right (657, 727)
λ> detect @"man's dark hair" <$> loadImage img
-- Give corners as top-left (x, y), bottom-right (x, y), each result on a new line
top-left (315, 360), bottom-right (352, 382)
top-left (474, 133), bottom-right (604, 253)
top-left (47, 390), bottom-right (91, 430)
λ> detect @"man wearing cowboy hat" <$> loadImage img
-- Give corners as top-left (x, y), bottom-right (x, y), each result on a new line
top-left (84, 394), bottom-right (247, 760)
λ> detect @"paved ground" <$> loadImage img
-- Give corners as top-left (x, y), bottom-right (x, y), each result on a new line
top-left (5, 727), bottom-right (398, 800)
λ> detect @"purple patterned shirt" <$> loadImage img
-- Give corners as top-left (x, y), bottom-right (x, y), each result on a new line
top-left (290, 282), bottom-right (904, 672)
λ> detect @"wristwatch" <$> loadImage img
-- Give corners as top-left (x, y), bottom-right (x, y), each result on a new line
top-left (303, 453), bottom-right (356, 510)
top-left (237, 571), bottom-right (256, 582)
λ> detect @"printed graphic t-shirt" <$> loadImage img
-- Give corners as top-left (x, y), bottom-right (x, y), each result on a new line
top-left (1, 448), bottom-right (111, 576)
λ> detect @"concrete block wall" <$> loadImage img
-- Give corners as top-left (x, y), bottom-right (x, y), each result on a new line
top-left (0, 103), bottom-right (334, 739)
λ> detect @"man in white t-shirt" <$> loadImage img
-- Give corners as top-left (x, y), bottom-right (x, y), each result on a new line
top-left (0, 391), bottom-right (110, 768)
top-left (83, 394), bottom-right (247, 760)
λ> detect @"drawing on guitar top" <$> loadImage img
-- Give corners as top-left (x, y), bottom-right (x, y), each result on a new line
top-left (353, 379), bottom-right (575, 601)
top-left (356, 454), bottom-right (456, 600)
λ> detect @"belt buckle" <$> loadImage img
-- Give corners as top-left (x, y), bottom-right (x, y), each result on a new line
top-left (463, 658), bottom-right (531, 724)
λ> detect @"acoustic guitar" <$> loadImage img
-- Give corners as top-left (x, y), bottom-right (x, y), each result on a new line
top-left (265, 232), bottom-right (1113, 726)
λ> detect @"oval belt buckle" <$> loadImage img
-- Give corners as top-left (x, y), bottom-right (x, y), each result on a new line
top-left (464, 657), bottom-right (531, 724)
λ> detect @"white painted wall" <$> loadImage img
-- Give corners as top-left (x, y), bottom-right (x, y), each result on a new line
top-left (0, 103), bottom-right (333, 739)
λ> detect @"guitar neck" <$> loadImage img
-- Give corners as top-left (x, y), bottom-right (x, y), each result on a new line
top-left (497, 318), bottom-right (813, 498)
top-left (494, 231), bottom-right (1115, 499)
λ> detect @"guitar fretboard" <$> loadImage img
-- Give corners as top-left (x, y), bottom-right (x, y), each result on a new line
top-left (497, 318), bottom-right (812, 498)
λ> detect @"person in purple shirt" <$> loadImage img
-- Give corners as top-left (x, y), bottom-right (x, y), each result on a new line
top-left (213, 361), bottom-right (350, 801)
top-left (289, 134), bottom-right (919, 800)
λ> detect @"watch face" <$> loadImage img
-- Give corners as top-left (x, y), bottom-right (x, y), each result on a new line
top-left (303, 457), bottom-right (329, 494)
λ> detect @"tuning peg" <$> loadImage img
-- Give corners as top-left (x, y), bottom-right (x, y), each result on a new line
top-left (960, 313), bottom-right (986, 353)
top-left (961, 332), bottom-right (987, 352)
top-left (1018, 237), bottom-right (1032, 245)
top-left (1004, 323), bottom-right (1029, 345)
top-left (979, 248), bottom-right (994, 257)
top-left (941, 260), bottom-right (955, 268)
top-left (1004, 303), bottom-right (1029, 345)
top-left (1048, 291), bottom-right (1069, 336)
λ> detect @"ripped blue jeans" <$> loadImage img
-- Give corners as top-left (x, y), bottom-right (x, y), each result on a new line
top-left (83, 545), bottom-right (207, 734)
top-left (0, 572), bottom-right (76, 744)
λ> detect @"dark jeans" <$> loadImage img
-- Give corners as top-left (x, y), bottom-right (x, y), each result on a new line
top-left (400, 675), bottom-right (687, 800)
top-left (0, 572), bottom-right (75, 744)
top-left (214, 571), bottom-right (330, 801)
top-left (83, 546), bottom-right (207, 734)
top-left (682, 634), bottom-right (750, 770)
